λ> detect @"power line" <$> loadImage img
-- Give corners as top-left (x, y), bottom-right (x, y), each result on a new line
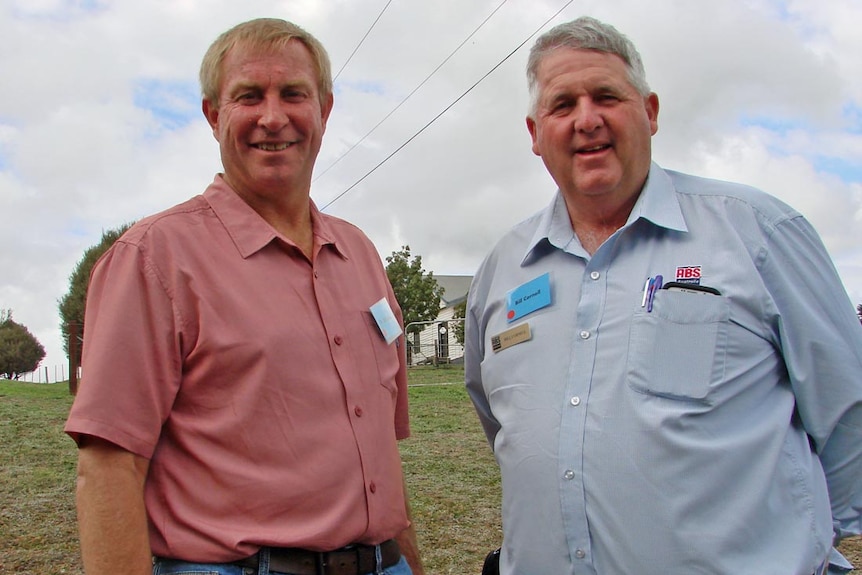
top-left (333, 0), bottom-right (393, 83)
top-left (314, 0), bottom-right (510, 184)
top-left (321, 0), bottom-right (576, 211)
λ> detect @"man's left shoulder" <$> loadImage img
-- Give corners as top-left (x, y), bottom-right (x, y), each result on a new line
top-left (666, 169), bottom-right (800, 222)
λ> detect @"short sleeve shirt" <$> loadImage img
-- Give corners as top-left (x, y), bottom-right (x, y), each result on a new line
top-left (65, 176), bottom-right (410, 561)
top-left (465, 163), bottom-right (862, 574)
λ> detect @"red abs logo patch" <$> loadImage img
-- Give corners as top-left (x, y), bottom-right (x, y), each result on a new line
top-left (675, 266), bottom-right (702, 284)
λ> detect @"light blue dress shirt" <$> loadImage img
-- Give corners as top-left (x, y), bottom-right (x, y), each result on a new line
top-left (465, 163), bottom-right (862, 575)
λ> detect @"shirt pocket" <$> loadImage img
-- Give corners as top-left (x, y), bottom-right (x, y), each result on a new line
top-left (360, 310), bottom-right (401, 393)
top-left (626, 289), bottom-right (729, 402)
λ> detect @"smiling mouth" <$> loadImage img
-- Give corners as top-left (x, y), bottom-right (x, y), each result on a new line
top-left (576, 144), bottom-right (611, 154)
top-left (254, 142), bottom-right (294, 151)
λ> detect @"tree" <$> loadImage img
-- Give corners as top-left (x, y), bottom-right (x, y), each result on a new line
top-left (58, 223), bottom-right (134, 365)
top-left (385, 245), bottom-right (445, 335)
top-left (857, 304), bottom-right (862, 325)
top-left (0, 310), bottom-right (46, 380)
top-left (452, 300), bottom-right (466, 345)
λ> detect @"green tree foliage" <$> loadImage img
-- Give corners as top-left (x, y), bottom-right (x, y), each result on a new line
top-left (0, 310), bottom-right (46, 380)
top-left (452, 300), bottom-right (466, 345)
top-left (58, 223), bottom-right (134, 364)
top-left (385, 246), bottom-right (445, 335)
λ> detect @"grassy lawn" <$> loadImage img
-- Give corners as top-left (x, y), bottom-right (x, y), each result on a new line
top-left (3, 367), bottom-right (860, 574)
top-left (0, 367), bottom-right (500, 574)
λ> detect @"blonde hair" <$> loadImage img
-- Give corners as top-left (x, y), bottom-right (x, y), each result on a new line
top-left (200, 18), bottom-right (332, 107)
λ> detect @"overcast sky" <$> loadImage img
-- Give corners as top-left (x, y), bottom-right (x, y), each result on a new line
top-left (2, 0), bottom-right (861, 377)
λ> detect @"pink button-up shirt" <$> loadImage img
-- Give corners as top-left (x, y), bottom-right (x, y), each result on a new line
top-left (66, 176), bottom-right (410, 561)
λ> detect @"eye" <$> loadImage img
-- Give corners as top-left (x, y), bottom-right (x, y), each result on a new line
top-left (549, 98), bottom-right (574, 114)
top-left (282, 88), bottom-right (308, 102)
top-left (595, 93), bottom-right (620, 104)
top-left (235, 91), bottom-right (261, 104)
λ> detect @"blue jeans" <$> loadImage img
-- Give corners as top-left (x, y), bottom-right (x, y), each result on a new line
top-left (152, 555), bottom-right (412, 575)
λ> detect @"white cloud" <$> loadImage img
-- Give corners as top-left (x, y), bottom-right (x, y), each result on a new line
top-left (1, 0), bottom-right (860, 377)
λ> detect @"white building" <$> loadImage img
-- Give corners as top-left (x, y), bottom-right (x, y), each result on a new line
top-left (407, 275), bottom-right (472, 365)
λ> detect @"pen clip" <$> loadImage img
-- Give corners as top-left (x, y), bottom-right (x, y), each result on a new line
top-left (647, 274), bottom-right (662, 312)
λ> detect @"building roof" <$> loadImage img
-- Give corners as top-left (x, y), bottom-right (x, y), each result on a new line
top-left (433, 275), bottom-right (473, 307)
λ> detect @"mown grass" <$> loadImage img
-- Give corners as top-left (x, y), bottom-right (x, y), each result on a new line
top-left (0, 367), bottom-right (500, 574)
top-left (4, 368), bottom-right (860, 574)
top-left (0, 379), bottom-right (81, 574)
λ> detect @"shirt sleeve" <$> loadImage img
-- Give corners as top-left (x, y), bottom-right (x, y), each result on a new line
top-left (465, 274), bottom-right (502, 449)
top-left (65, 239), bottom-right (183, 458)
top-left (761, 213), bottom-right (862, 542)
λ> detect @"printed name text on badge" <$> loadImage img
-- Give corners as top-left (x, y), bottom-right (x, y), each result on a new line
top-left (506, 272), bottom-right (552, 322)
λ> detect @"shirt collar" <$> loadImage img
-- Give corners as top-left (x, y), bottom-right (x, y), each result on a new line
top-left (521, 162), bottom-right (688, 265)
top-left (203, 175), bottom-right (346, 260)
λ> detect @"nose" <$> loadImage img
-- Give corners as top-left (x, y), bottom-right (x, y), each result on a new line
top-left (573, 99), bottom-right (602, 133)
top-left (258, 95), bottom-right (289, 132)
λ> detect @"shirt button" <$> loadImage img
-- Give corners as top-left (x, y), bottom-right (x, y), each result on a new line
top-left (570, 396), bottom-right (581, 406)
top-left (579, 330), bottom-right (590, 340)
top-left (334, 335), bottom-right (343, 345)
top-left (590, 271), bottom-right (600, 280)
top-left (354, 406), bottom-right (363, 417)
top-left (563, 470), bottom-right (575, 480)
top-left (575, 549), bottom-right (586, 559)
top-left (313, 270), bottom-right (319, 278)
top-left (369, 482), bottom-right (377, 493)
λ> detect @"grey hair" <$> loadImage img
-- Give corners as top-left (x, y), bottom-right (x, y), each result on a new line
top-left (526, 16), bottom-right (650, 115)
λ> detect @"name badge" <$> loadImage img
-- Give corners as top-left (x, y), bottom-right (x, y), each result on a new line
top-left (370, 298), bottom-right (402, 344)
top-left (506, 273), bottom-right (551, 322)
top-left (491, 323), bottom-right (531, 353)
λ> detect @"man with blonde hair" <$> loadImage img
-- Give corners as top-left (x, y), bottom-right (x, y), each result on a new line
top-left (67, 18), bottom-right (424, 575)
top-left (466, 16), bottom-right (862, 575)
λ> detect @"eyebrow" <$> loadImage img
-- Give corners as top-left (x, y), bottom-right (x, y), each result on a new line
top-left (226, 79), bottom-right (312, 97)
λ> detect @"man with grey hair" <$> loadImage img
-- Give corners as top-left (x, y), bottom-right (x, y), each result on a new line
top-left (466, 16), bottom-right (862, 575)
top-left (66, 18), bottom-right (424, 575)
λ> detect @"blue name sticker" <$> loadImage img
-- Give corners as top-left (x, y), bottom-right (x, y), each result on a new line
top-left (370, 297), bottom-right (402, 344)
top-left (506, 273), bottom-right (552, 322)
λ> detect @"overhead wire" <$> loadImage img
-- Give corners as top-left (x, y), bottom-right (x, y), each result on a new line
top-left (314, 0), bottom-right (510, 184)
top-left (333, 0), bottom-right (393, 83)
top-left (321, 0), bottom-right (576, 211)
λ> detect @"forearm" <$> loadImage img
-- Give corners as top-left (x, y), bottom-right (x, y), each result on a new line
top-left (76, 437), bottom-right (151, 575)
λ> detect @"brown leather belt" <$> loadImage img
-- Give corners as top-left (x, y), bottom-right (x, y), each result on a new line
top-left (235, 539), bottom-right (401, 575)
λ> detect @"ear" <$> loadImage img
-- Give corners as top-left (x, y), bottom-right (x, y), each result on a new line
top-left (645, 93), bottom-right (659, 136)
top-left (202, 99), bottom-right (220, 141)
top-left (320, 92), bottom-right (334, 129)
top-left (526, 116), bottom-right (541, 156)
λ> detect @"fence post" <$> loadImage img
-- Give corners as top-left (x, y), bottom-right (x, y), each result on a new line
top-left (68, 322), bottom-right (78, 395)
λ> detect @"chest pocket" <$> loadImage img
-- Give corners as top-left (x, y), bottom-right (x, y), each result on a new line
top-left (626, 289), bottom-right (730, 402)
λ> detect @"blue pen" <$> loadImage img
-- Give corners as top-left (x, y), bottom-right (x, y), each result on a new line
top-left (641, 277), bottom-right (652, 307)
top-left (647, 274), bottom-right (663, 312)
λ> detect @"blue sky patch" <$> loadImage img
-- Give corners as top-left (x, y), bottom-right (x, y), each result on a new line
top-left (133, 79), bottom-right (200, 132)
top-left (336, 79), bottom-right (388, 97)
top-left (12, 0), bottom-right (108, 21)
top-left (739, 113), bottom-right (811, 134)
top-left (813, 157), bottom-right (862, 183)
top-left (842, 104), bottom-right (862, 134)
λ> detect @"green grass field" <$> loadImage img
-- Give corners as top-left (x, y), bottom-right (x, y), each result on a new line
top-left (0, 367), bottom-right (501, 575)
top-left (2, 367), bottom-right (860, 574)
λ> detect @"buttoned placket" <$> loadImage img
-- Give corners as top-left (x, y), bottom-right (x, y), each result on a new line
top-left (556, 254), bottom-right (610, 575)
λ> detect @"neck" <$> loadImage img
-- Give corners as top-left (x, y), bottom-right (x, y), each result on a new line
top-left (225, 176), bottom-right (316, 259)
top-left (564, 193), bottom-right (639, 255)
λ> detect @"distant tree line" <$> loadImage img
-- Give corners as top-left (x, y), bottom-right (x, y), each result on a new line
top-left (0, 310), bottom-right (45, 380)
top-left (58, 223), bottom-right (134, 368)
